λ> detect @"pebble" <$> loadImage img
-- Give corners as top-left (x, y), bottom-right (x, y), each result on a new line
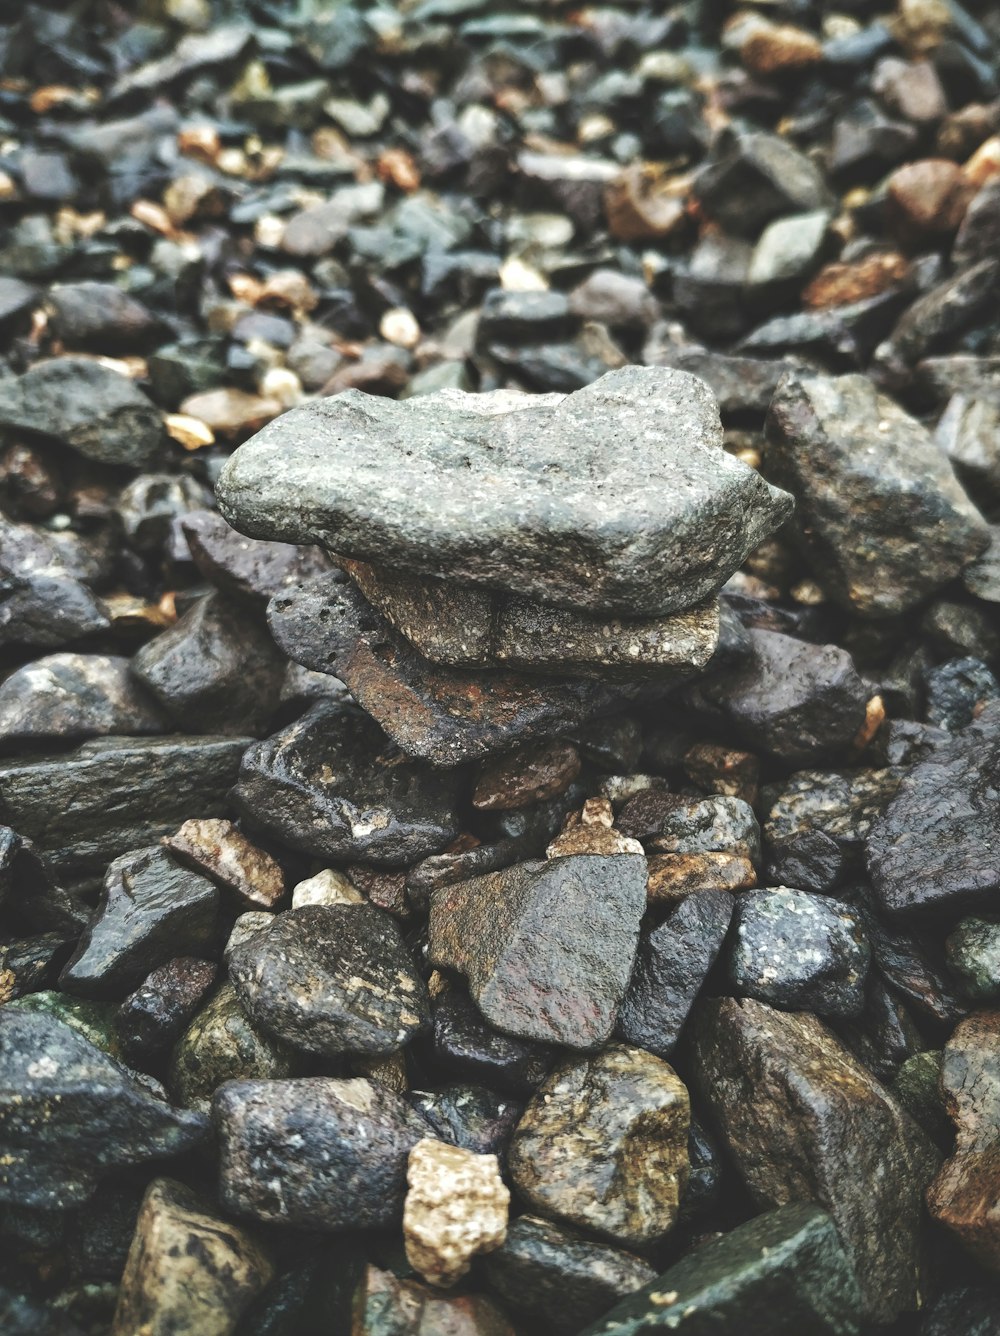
top-left (290, 867), bottom-right (363, 908)
top-left (0, 654), bottom-right (166, 744)
top-left (170, 984), bottom-right (297, 1113)
top-left (115, 957), bottom-right (217, 1065)
top-left (472, 740), bottom-right (582, 811)
top-left (431, 986), bottom-right (554, 1095)
top-left (403, 1138), bottom-right (509, 1287)
top-left (946, 917), bottom-right (1000, 1000)
top-left (353, 1264), bottom-right (515, 1336)
top-left (164, 818), bottom-right (286, 911)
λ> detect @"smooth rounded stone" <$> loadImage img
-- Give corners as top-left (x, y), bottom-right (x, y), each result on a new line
top-left (924, 656), bottom-right (999, 730)
top-left (0, 358), bottom-right (164, 468)
top-left (60, 846), bottom-right (219, 999)
top-left (115, 957), bottom-right (218, 1064)
top-left (403, 1139), bottom-right (509, 1288)
top-left (164, 819), bottom-right (286, 911)
top-left (693, 130), bottom-right (834, 239)
top-left (180, 510), bottom-right (334, 603)
top-left (946, 917), bottom-right (1000, 1000)
top-left (579, 1202), bottom-right (863, 1336)
top-left (429, 855), bottom-right (646, 1051)
top-left (267, 580), bottom-right (661, 768)
top-left (484, 1215), bottom-right (656, 1335)
top-left (170, 984), bottom-right (297, 1113)
top-left (728, 888), bottom-right (870, 1018)
top-left (131, 591), bottom-right (286, 736)
top-left (685, 628), bottom-right (869, 765)
top-left (232, 701), bottom-right (464, 866)
top-left (0, 734), bottom-right (250, 878)
top-left (217, 367), bottom-right (793, 618)
top-left (747, 210), bottom-right (831, 288)
top-left (568, 270), bottom-right (657, 332)
top-left (431, 986), bottom-right (554, 1095)
top-left (353, 1264), bottom-right (515, 1336)
top-left (617, 792), bottom-right (760, 862)
top-left (689, 997), bottom-right (940, 1323)
top-left (228, 904), bottom-right (429, 1058)
top-left (0, 654), bottom-right (167, 744)
top-left (867, 700), bottom-right (1000, 915)
top-left (214, 1076), bottom-right (432, 1231)
top-left (409, 1084), bottom-right (523, 1160)
top-left (472, 740), bottom-right (582, 811)
top-left (765, 372), bottom-right (989, 617)
top-left (0, 569), bottom-right (108, 650)
top-left (116, 474), bottom-right (210, 554)
top-left (111, 1177), bottom-right (273, 1336)
top-left (342, 559), bottom-right (721, 682)
top-left (616, 890), bottom-right (734, 1058)
top-left (0, 1009), bottom-right (207, 1212)
top-left (508, 1045), bottom-right (690, 1247)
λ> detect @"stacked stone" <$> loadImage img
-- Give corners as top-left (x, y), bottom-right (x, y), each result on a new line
top-left (216, 365), bottom-right (792, 771)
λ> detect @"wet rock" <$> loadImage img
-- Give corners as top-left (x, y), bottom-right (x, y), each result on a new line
top-left (164, 819), bottom-right (285, 911)
top-left (618, 793), bottom-right (760, 861)
top-left (0, 655), bottom-right (167, 745)
top-left (60, 846), bottom-right (219, 999)
top-left (115, 958), bottom-right (218, 1064)
top-left (690, 997), bottom-right (940, 1322)
top-left (214, 1076), bottom-right (431, 1230)
top-left (693, 130), bottom-right (834, 239)
top-left (546, 797), bottom-right (644, 859)
top-left (881, 257), bottom-right (1000, 367)
top-left (472, 740), bottom-right (581, 811)
top-left (428, 855), bottom-right (646, 1050)
top-left (0, 931), bottom-right (71, 1002)
top-left (116, 474), bottom-right (210, 554)
top-left (228, 904), bottom-right (429, 1058)
top-left (924, 656), bottom-right (999, 730)
top-left (47, 282), bottom-right (169, 355)
top-left (508, 1045), bottom-right (689, 1248)
top-left (352, 1265), bottom-right (515, 1336)
top-left (403, 1139), bottom-right (509, 1287)
top-left (646, 851), bottom-right (757, 904)
top-left (430, 986), bottom-right (554, 1094)
top-left (409, 1084), bottom-right (522, 1160)
top-left (0, 1009), bottom-right (206, 1211)
top-left (891, 1050), bottom-right (951, 1147)
top-left (111, 1177), bottom-right (273, 1336)
top-left (180, 510), bottom-right (333, 603)
top-left (947, 917), bottom-right (1000, 1000)
top-left (232, 701), bottom-right (463, 866)
top-left (218, 367), bottom-right (792, 618)
top-left (484, 1215), bottom-right (655, 1335)
top-left (765, 372), bottom-right (988, 616)
top-left (0, 566), bottom-right (109, 650)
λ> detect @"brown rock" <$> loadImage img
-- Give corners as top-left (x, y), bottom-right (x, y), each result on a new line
top-left (473, 740), bottom-right (582, 811)
top-left (802, 252), bottom-right (911, 309)
top-left (546, 798), bottom-right (644, 859)
top-left (353, 1265), bottom-right (515, 1336)
top-left (738, 17), bottom-right (823, 75)
top-left (646, 852), bottom-right (756, 904)
top-left (886, 159), bottom-right (973, 243)
top-left (683, 741), bottom-right (760, 803)
top-left (605, 166), bottom-right (688, 243)
top-left (179, 388), bottom-right (282, 442)
top-left (872, 57), bottom-right (948, 124)
top-left (403, 1139), bottom-right (510, 1287)
top-left (164, 818), bottom-right (286, 910)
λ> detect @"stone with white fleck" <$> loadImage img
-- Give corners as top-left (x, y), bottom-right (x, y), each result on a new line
top-left (403, 1138), bottom-right (510, 1287)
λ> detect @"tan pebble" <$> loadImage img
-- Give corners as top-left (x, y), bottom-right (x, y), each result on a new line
top-left (380, 307), bottom-right (421, 349)
top-left (403, 1138), bottom-right (510, 1288)
top-left (292, 869), bottom-right (364, 909)
top-left (165, 413), bottom-right (214, 451)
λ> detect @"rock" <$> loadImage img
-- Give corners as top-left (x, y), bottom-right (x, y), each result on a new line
top-left (604, 166), bottom-right (688, 243)
top-left (618, 793), bottom-right (760, 861)
top-left (0, 276), bottom-right (38, 339)
top-left (180, 510), bottom-right (333, 603)
top-left (947, 917), bottom-right (1000, 1000)
top-left (352, 1265), bottom-right (515, 1336)
top-left (616, 890), bottom-right (734, 1058)
top-left (228, 904), bottom-right (429, 1058)
top-left (546, 798), bottom-right (644, 859)
top-left (880, 257), bottom-right (1000, 367)
top-left (164, 819), bottom-right (285, 911)
top-left (693, 130), bottom-right (834, 239)
top-left (0, 358), bottom-right (163, 468)
top-left (0, 655), bottom-right (166, 744)
top-left (217, 367), bottom-right (792, 618)
top-left (0, 566), bottom-right (109, 651)
top-left (886, 159), bottom-right (972, 242)
top-left (409, 1084), bottom-right (522, 1160)
top-left (864, 909), bottom-right (967, 1025)
top-left (965, 526), bottom-right (1000, 602)
top-left (214, 1077), bottom-right (431, 1230)
top-left (924, 656), bottom-right (999, 730)
top-left (281, 183), bottom-right (385, 257)
top-left (728, 887), bottom-right (870, 1018)
top-left (0, 1009), bottom-right (206, 1211)
top-left (472, 741), bottom-right (582, 811)
top-left (484, 1215), bottom-right (655, 1335)
top-left (179, 389), bottom-right (282, 443)
top-left (111, 1177), bottom-right (273, 1336)
top-left (0, 734), bottom-right (250, 877)
top-left (290, 868), bottom-right (363, 908)
top-left (765, 372), bottom-right (988, 616)
top-left (403, 1139), bottom-right (509, 1287)
top-left (60, 846), bottom-right (219, 999)
top-left (646, 851), bottom-right (756, 904)
top-left (891, 1050), bottom-right (951, 1146)
top-left (429, 855), bottom-right (646, 1050)
top-left (936, 394), bottom-right (1000, 505)
top-left (747, 211), bottom-right (831, 288)
top-left (689, 997), bottom-right (940, 1322)
top-left (115, 957), bottom-right (218, 1064)
top-left (508, 1045), bottom-right (689, 1248)
top-left (737, 16), bottom-right (824, 75)
top-left (430, 987), bottom-right (554, 1094)
top-left (47, 282), bottom-right (169, 355)
top-left (170, 984), bottom-right (297, 1113)
top-left (928, 1011), bottom-right (1000, 1269)
top-left (232, 702), bottom-right (464, 866)
top-left (579, 1202), bottom-right (863, 1336)
top-left (568, 270), bottom-right (657, 333)
top-left (116, 474), bottom-right (210, 553)
top-left (873, 56), bottom-right (948, 123)
top-left (867, 701), bottom-right (1000, 914)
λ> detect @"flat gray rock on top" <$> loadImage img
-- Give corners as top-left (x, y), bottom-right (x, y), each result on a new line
top-left (217, 367), bottom-right (793, 616)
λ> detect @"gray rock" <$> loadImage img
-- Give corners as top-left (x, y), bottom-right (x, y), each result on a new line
top-left (180, 510), bottom-right (334, 603)
top-left (946, 917), bottom-right (1000, 1000)
top-left (428, 855), bottom-right (646, 1050)
top-left (0, 654), bottom-right (167, 744)
top-left (116, 474), bottom-right (211, 554)
top-left (693, 131), bottom-right (835, 239)
top-left (431, 986), bottom-right (554, 1094)
top-left (408, 1084), bottom-right (522, 1160)
top-left (217, 367), bottom-right (792, 617)
top-left (46, 282), bottom-right (169, 355)
top-left (747, 210), bottom-right (831, 287)
top-left (617, 792), bottom-right (760, 860)
top-left (115, 958), bottom-right (218, 1065)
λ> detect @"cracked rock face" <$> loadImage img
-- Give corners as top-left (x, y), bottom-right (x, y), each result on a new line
top-left (403, 1138), bottom-right (510, 1288)
top-left (217, 366), bottom-right (793, 617)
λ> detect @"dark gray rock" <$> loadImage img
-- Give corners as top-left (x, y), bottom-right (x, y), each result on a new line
top-left (946, 916), bottom-right (1000, 1001)
top-left (217, 367), bottom-right (792, 617)
top-left (115, 958), bottom-right (218, 1065)
top-left (0, 826), bottom-right (85, 935)
top-left (0, 276), bottom-right (38, 338)
top-left (46, 282), bottom-right (169, 355)
top-left (232, 701), bottom-right (463, 867)
top-left (0, 655), bottom-right (167, 744)
top-left (693, 130), bottom-right (834, 239)
top-left (408, 1084), bottom-right (522, 1159)
top-left (116, 474), bottom-right (211, 554)
top-left (429, 855), bottom-right (646, 1050)
top-left (924, 656), bottom-right (999, 730)
top-left (880, 257), bottom-right (1000, 367)
top-left (430, 986), bottom-right (554, 1094)
top-left (180, 510), bottom-right (334, 603)
top-left (648, 348), bottom-right (802, 419)
top-left (936, 393), bottom-right (1000, 506)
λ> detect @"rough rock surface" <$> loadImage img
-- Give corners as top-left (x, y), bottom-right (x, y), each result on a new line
top-left (403, 1138), bottom-right (510, 1287)
top-left (164, 819), bottom-right (286, 911)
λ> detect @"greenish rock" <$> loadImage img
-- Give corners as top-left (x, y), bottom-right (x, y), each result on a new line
top-left (579, 1202), bottom-right (863, 1335)
top-left (946, 916), bottom-right (1000, 1000)
top-left (6, 991), bottom-right (122, 1061)
top-left (891, 1051), bottom-right (950, 1146)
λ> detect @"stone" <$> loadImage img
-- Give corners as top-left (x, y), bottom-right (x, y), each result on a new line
top-left (181, 510), bottom-right (333, 603)
top-left (164, 819), bottom-right (286, 911)
top-left (886, 158), bottom-right (972, 242)
top-left (232, 702), bottom-right (464, 866)
top-left (864, 909), bottom-right (967, 1026)
top-left (0, 1009), bottom-right (206, 1211)
top-left (217, 367), bottom-right (793, 618)
top-left (646, 851), bottom-right (757, 904)
top-left (0, 655), bottom-right (166, 743)
top-left (728, 887), bottom-right (870, 1018)
top-left (867, 701), bottom-right (1000, 914)
top-left (0, 276), bottom-right (37, 339)
top-left (291, 868), bottom-right (363, 908)
top-left (409, 1084), bottom-right (522, 1160)
top-left (965, 526), bottom-right (1000, 602)
top-left (170, 984), bottom-right (297, 1113)
top-left (891, 1050), bottom-right (951, 1146)
top-left (280, 183), bottom-right (385, 258)
top-left (947, 917), bottom-right (1000, 1000)
top-left (0, 735), bottom-right (250, 877)
top-left (179, 389), bottom-right (281, 442)
top-left (46, 282), bottom-right (168, 355)
top-left (802, 252), bottom-right (911, 309)
top-left (0, 565), bottom-right (109, 650)
top-left (0, 358), bottom-right (163, 468)
top-left (765, 372), bottom-right (988, 616)
top-left (214, 1077), bottom-right (431, 1230)
top-left (403, 1139), bottom-right (509, 1288)
top-left (747, 211), bottom-right (831, 288)
top-left (111, 1177), bottom-right (273, 1336)
top-left (604, 167), bottom-right (687, 243)
top-left (546, 800), bottom-right (644, 859)
top-left (484, 1215), bottom-right (655, 1335)
top-left (430, 987), bottom-right (554, 1094)
top-left (616, 890), bottom-right (734, 1058)
top-left (737, 16), bottom-right (824, 74)
top-left (618, 793), bottom-right (760, 861)
top-left (428, 855), bottom-right (646, 1050)
top-left (880, 257), bottom-right (1000, 367)
top-left (342, 558), bottom-right (721, 681)
top-left (937, 394), bottom-right (1000, 504)
top-left (689, 997), bottom-right (940, 1322)
top-left (579, 1202), bottom-right (863, 1336)
top-left (115, 958), bottom-right (218, 1064)
top-left (693, 130), bottom-right (834, 239)
top-left (568, 270), bottom-right (657, 332)
top-left (60, 846), bottom-right (219, 999)
top-left (472, 741), bottom-right (582, 811)
top-left (228, 904), bottom-right (429, 1058)
top-left (683, 740), bottom-right (760, 803)
top-left (508, 1045), bottom-right (690, 1248)
top-left (924, 656), bottom-right (999, 731)
top-left (353, 1265), bottom-right (515, 1336)
top-left (928, 1011), bottom-right (1000, 1269)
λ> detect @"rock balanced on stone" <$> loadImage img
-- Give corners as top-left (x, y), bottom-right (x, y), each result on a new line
top-left (217, 365), bottom-right (792, 767)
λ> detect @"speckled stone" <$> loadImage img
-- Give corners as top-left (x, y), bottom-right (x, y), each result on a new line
top-left (618, 792), bottom-right (760, 861)
top-left (508, 1045), bottom-right (690, 1247)
top-left (164, 820), bottom-right (286, 911)
top-left (353, 1264), bottom-right (515, 1336)
top-left (217, 367), bottom-right (792, 617)
top-left (946, 917), bottom-right (1000, 1000)
top-left (0, 654), bottom-right (167, 743)
top-left (403, 1138), bottom-right (510, 1287)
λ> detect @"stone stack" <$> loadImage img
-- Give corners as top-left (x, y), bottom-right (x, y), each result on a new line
top-left (216, 365), bottom-right (792, 770)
